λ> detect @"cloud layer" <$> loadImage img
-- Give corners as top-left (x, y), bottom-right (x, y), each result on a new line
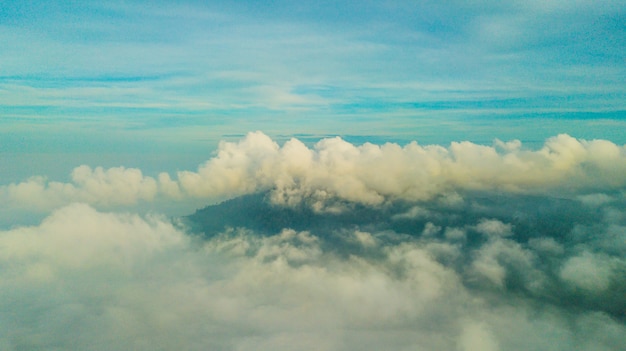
top-left (1, 131), bottom-right (625, 349)
top-left (1, 197), bottom-right (624, 350)
top-left (3, 132), bottom-right (626, 215)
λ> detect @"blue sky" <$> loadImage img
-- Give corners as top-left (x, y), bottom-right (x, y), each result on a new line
top-left (1, 0), bottom-right (625, 180)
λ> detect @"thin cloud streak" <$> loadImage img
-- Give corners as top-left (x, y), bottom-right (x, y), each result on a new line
top-left (1, 0), bottom-right (624, 119)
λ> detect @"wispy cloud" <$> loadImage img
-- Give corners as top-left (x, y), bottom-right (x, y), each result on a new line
top-left (1, 0), bottom-right (624, 125)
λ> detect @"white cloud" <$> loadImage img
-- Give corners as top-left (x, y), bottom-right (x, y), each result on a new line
top-left (392, 205), bottom-right (433, 220)
top-left (70, 165), bottom-right (159, 205)
top-left (457, 322), bottom-right (500, 351)
top-left (2, 166), bottom-right (158, 212)
top-left (0, 203), bottom-right (184, 278)
top-left (107, 132), bottom-right (626, 207)
top-left (353, 230), bottom-right (377, 247)
top-left (475, 219), bottom-right (513, 238)
top-left (577, 193), bottom-right (613, 207)
top-left (3, 132), bottom-right (626, 218)
top-left (0, 204), bottom-right (624, 350)
top-left (422, 222), bottom-right (442, 237)
top-left (528, 237), bottom-right (564, 256)
top-left (468, 233), bottom-right (543, 291)
top-left (560, 251), bottom-right (614, 293)
top-left (445, 227), bottom-right (467, 241)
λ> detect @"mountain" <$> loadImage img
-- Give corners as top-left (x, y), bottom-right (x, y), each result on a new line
top-left (183, 191), bottom-right (598, 244)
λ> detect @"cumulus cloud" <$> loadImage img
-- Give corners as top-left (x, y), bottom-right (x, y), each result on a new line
top-left (1, 166), bottom-right (158, 212)
top-left (560, 251), bottom-right (614, 293)
top-left (2, 132), bottom-right (626, 216)
top-left (1, 194), bottom-right (624, 350)
top-left (1, 132), bottom-right (625, 349)
top-left (474, 219), bottom-right (513, 238)
top-left (468, 236), bottom-right (541, 290)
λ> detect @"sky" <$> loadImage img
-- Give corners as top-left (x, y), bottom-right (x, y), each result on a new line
top-left (1, 0), bottom-right (625, 181)
top-left (1, 1), bottom-right (626, 350)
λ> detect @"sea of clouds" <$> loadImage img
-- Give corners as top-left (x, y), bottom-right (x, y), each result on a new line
top-left (3, 132), bottom-right (626, 211)
top-left (1, 132), bottom-right (625, 350)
